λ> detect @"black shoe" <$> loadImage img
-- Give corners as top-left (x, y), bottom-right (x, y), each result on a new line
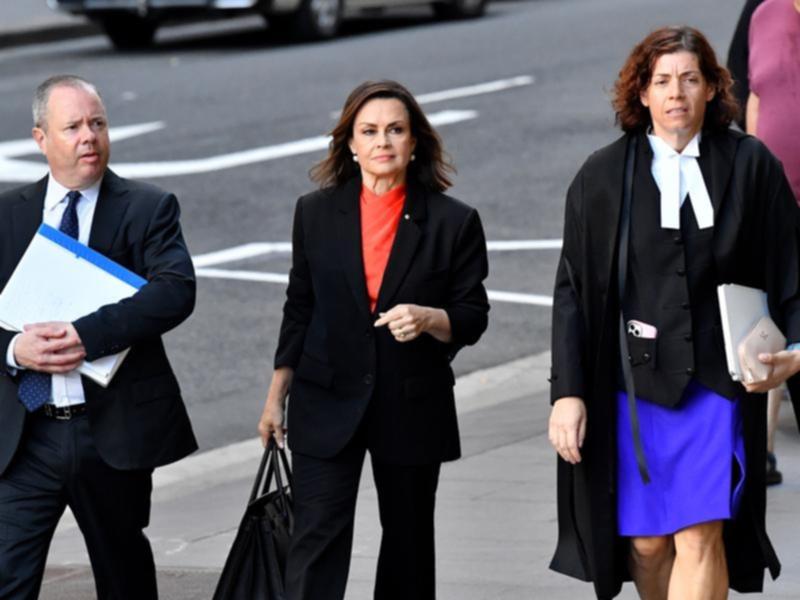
top-left (766, 452), bottom-right (783, 486)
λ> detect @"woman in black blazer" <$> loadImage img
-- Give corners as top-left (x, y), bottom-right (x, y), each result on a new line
top-left (258, 80), bottom-right (489, 600)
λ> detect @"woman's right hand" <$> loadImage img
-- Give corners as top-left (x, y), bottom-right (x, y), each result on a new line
top-left (258, 367), bottom-right (293, 449)
top-left (548, 396), bottom-right (587, 464)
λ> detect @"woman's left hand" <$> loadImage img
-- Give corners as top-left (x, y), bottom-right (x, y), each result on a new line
top-left (742, 350), bottom-right (800, 393)
top-left (374, 304), bottom-right (452, 343)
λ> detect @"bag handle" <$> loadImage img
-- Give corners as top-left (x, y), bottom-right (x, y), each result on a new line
top-left (617, 133), bottom-right (651, 484)
top-left (248, 439), bottom-right (294, 508)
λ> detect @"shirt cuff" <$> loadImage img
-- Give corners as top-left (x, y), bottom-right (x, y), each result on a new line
top-left (6, 333), bottom-right (23, 373)
top-left (787, 342), bottom-right (800, 353)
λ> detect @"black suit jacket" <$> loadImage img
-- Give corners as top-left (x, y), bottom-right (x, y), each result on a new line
top-left (275, 177), bottom-right (489, 465)
top-left (0, 170), bottom-right (198, 475)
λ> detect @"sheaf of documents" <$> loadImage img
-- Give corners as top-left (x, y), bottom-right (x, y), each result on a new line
top-left (0, 224), bottom-right (146, 387)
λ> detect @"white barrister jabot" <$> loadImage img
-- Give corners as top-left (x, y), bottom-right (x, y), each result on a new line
top-left (647, 132), bottom-right (714, 230)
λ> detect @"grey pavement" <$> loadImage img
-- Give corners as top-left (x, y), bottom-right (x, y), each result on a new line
top-left (0, 1), bottom-right (97, 48)
top-left (40, 352), bottom-right (800, 599)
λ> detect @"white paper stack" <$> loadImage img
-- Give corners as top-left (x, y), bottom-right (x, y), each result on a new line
top-left (0, 224), bottom-right (146, 387)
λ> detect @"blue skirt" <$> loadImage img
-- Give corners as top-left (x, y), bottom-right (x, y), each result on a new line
top-left (616, 380), bottom-right (746, 536)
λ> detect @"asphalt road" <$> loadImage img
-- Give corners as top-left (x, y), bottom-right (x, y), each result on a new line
top-left (0, 0), bottom-right (743, 450)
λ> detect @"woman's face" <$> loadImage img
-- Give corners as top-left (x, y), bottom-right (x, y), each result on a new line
top-left (640, 51), bottom-right (715, 142)
top-left (349, 98), bottom-right (416, 185)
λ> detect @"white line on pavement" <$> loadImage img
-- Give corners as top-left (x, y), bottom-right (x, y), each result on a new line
top-left (329, 75), bottom-right (535, 117)
top-left (192, 243), bottom-right (293, 267)
top-left (195, 267), bottom-right (552, 306)
top-left (486, 239), bottom-right (562, 251)
top-left (0, 111), bottom-right (476, 182)
top-left (191, 239), bottom-right (563, 267)
top-left (195, 268), bottom-right (289, 284)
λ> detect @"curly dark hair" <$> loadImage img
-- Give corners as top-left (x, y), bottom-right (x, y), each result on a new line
top-left (310, 80), bottom-right (455, 192)
top-left (612, 26), bottom-right (740, 132)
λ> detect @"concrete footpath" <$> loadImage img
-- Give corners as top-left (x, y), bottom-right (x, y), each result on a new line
top-left (39, 351), bottom-right (800, 599)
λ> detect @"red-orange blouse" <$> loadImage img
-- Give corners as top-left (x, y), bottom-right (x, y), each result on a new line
top-left (360, 184), bottom-right (406, 312)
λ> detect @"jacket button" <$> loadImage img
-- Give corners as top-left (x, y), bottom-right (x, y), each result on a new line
top-left (673, 235), bottom-right (683, 245)
top-left (627, 354), bottom-right (633, 363)
top-left (363, 374), bottom-right (373, 385)
top-left (684, 334), bottom-right (693, 342)
top-left (642, 353), bottom-right (651, 362)
top-left (681, 302), bottom-right (690, 310)
top-left (686, 367), bottom-right (694, 375)
top-left (676, 268), bottom-right (686, 276)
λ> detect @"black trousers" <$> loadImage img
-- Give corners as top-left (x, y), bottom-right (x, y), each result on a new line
top-left (0, 412), bottom-right (157, 600)
top-left (285, 440), bottom-right (441, 600)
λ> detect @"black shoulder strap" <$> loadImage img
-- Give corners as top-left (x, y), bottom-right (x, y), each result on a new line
top-left (617, 134), bottom-right (651, 484)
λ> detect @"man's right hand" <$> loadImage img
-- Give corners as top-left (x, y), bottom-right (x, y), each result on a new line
top-left (548, 396), bottom-right (587, 464)
top-left (13, 323), bottom-right (86, 374)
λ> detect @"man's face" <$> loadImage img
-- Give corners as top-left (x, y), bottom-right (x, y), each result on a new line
top-left (33, 85), bottom-right (110, 190)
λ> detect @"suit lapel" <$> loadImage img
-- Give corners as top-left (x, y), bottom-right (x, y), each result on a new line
top-left (335, 178), bottom-right (372, 320)
top-left (89, 170), bottom-right (131, 254)
top-left (375, 181), bottom-right (426, 313)
top-left (11, 177), bottom-right (47, 254)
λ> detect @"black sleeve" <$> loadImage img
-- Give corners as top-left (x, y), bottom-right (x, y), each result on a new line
top-left (73, 193), bottom-right (196, 362)
top-left (550, 170), bottom-right (588, 404)
top-left (274, 198), bottom-right (313, 369)
top-left (443, 208), bottom-right (490, 354)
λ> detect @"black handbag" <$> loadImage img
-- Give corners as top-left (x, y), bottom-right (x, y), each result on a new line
top-left (212, 439), bottom-right (294, 600)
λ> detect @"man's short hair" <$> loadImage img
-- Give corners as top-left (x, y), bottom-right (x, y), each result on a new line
top-left (32, 75), bottom-right (103, 130)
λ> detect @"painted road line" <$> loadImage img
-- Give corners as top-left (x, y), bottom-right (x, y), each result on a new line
top-left (0, 111), bottom-right (477, 182)
top-left (195, 267), bottom-right (552, 306)
top-left (330, 75), bottom-right (535, 117)
top-left (192, 239), bottom-right (564, 268)
top-left (195, 268), bottom-right (288, 284)
top-left (192, 242), bottom-right (293, 268)
top-left (486, 239), bottom-right (562, 251)
top-left (487, 290), bottom-right (553, 306)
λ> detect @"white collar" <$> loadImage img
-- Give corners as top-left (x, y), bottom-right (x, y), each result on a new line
top-left (646, 132), bottom-right (714, 230)
top-left (44, 175), bottom-right (102, 214)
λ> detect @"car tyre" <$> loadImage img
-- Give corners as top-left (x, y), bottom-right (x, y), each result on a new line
top-left (270, 0), bottom-right (343, 40)
top-left (100, 15), bottom-right (158, 49)
top-left (433, 0), bottom-right (486, 19)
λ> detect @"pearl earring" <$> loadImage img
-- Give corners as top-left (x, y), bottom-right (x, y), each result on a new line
top-left (410, 154), bottom-right (416, 161)
top-left (352, 154), bottom-right (358, 162)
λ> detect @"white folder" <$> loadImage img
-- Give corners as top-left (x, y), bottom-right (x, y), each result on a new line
top-left (717, 283), bottom-right (774, 382)
top-left (0, 224), bottom-right (146, 387)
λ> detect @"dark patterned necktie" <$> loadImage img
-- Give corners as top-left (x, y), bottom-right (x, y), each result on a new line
top-left (17, 191), bottom-right (82, 412)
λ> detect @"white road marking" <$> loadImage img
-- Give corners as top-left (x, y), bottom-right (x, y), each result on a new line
top-left (191, 238), bottom-right (563, 267)
top-left (487, 239), bottom-right (562, 251)
top-left (196, 268), bottom-right (289, 284)
top-left (487, 290), bottom-right (553, 306)
top-left (415, 75), bottom-right (535, 105)
top-left (0, 110), bottom-right (476, 182)
top-left (195, 267), bottom-right (552, 306)
top-left (192, 242), bottom-right (293, 267)
top-left (330, 75), bottom-right (535, 117)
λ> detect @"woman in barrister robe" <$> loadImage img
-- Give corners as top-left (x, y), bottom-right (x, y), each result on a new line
top-left (548, 26), bottom-right (800, 599)
top-left (257, 80), bottom-right (489, 600)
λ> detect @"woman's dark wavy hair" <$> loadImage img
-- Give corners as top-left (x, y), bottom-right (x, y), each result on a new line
top-left (310, 80), bottom-right (455, 192)
top-left (612, 26), bottom-right (740, 132)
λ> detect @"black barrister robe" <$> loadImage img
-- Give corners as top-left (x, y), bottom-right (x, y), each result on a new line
top-left (549, 128), bottom-right (800, 599)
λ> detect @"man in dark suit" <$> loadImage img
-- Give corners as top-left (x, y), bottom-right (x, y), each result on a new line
top-left (0, 75), bottom-right (197, 599)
